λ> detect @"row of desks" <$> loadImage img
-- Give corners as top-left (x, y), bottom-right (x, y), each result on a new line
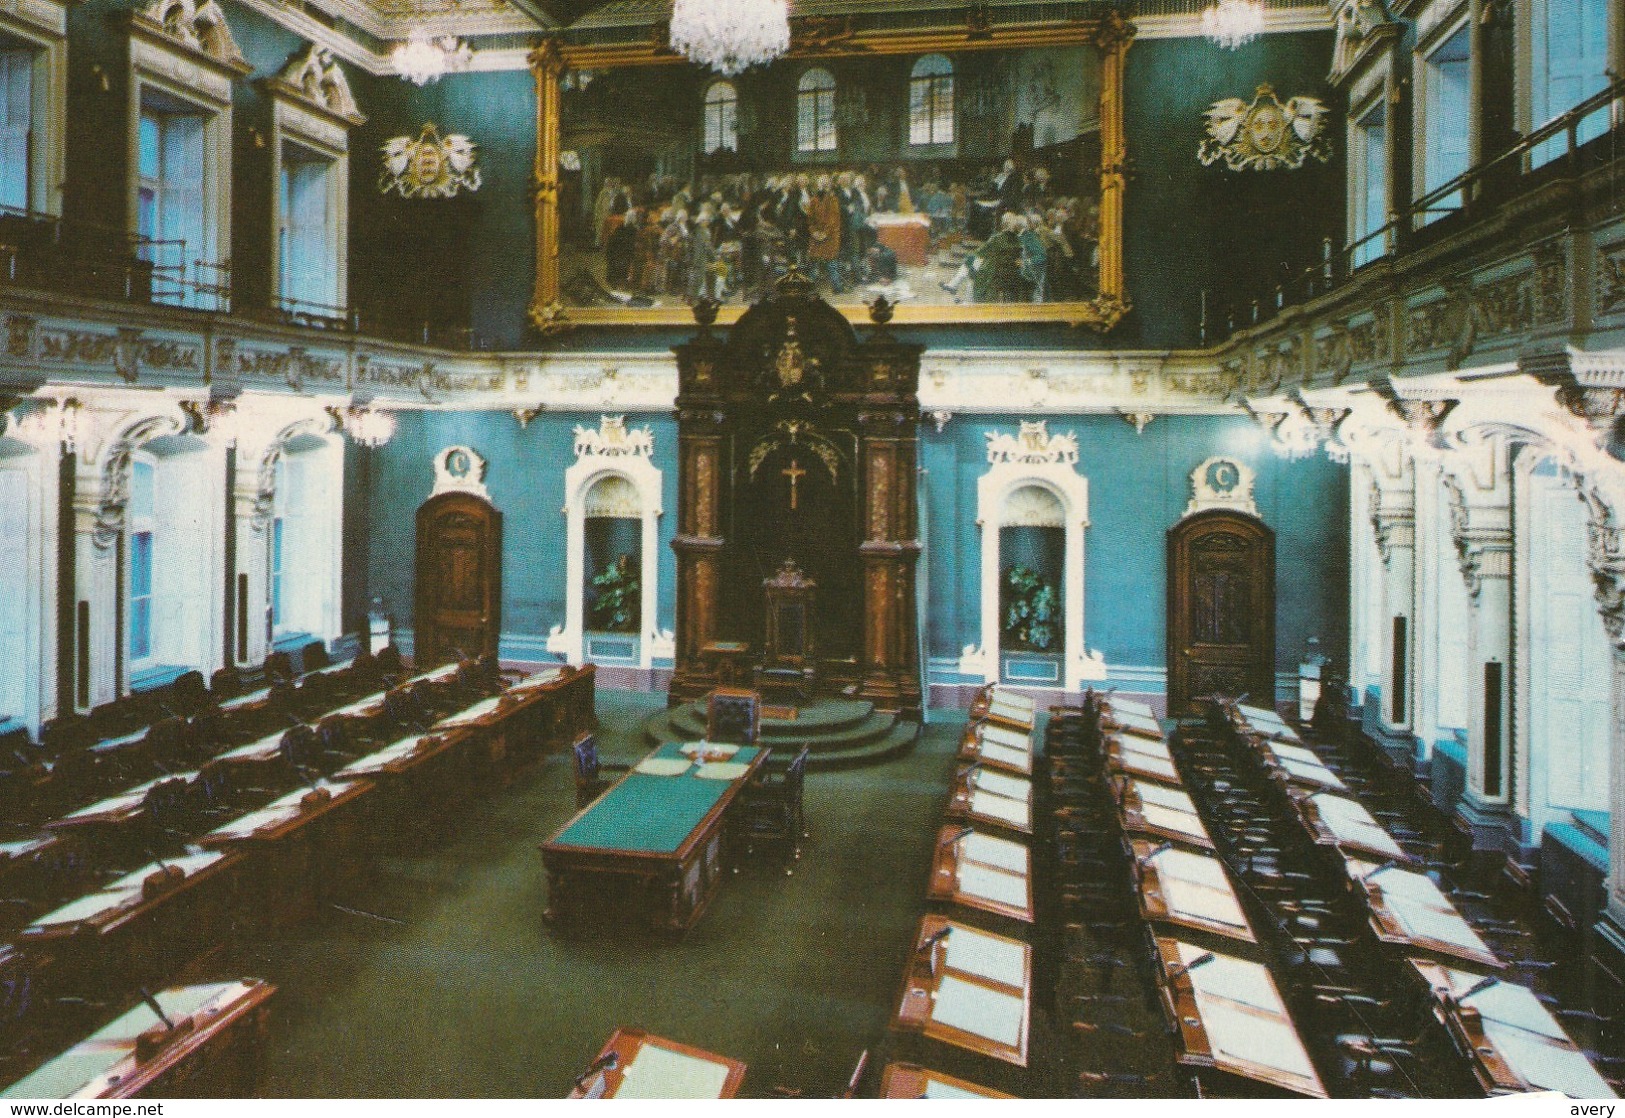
top-left (1, 663), bottom-right (597, 1094)
top-left (1088, 694), bottom-right (1327, 1099)
top-left (1214, 696), bottom-right (1617, 1100)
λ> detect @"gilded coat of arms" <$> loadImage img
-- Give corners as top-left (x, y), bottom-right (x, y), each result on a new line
top-left (1198, 84), bottom-right (1331, 172)
top-left (379, 123), bottom-right (483, 199)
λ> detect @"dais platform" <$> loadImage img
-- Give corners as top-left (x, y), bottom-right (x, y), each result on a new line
top-left (642, 698), bottom-right (919, 770)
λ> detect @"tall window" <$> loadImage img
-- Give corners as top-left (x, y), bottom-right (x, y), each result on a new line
top-left (128, 459), bottom-right (155, 668)
top-left (703, 80), bottom-right (739, 154)
top-left (1419, 25), bottom-right (1471, 223)
top-left (909, 54), bottom-right (954, 147)
top-left (797, 68), bottom-right (837, 154)
top-left (0, 43), bottom-right (32, 212)
top-left (1350, 100), bottom-right (1388, 266)
top-left (1528, 0), bottom-right (1610, 168)
top-left (138, 91), bottom-right (208, 306)
top-left (279, 143), bottom-right (337, 313)
top-left (270, 457), bottom-right (285, 632)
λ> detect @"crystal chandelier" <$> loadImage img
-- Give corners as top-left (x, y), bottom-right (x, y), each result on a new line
top-left (346, 407), bottom-right (397, 448)
top-left (669, 0), bottom-right (791, 77)
top-left (1201, 0), bottom-right (1266, 50)
top-left (391, 28), bottom-right (474, 85)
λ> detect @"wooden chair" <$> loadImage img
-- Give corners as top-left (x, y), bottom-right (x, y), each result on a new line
top-left (301, 640), bottom-right (331, 672)
top-left (707, 687), bottom-right (762, 745)
top-left (735, 746), bottom-right (809, 875)
top-left (264, 650), bottom-right (296, 685)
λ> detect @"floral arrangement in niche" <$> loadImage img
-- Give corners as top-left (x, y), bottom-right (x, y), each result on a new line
top-left (588, 553), bottom-right (641, 633)
top-left (1002, 565), bottom-right (1059, 652)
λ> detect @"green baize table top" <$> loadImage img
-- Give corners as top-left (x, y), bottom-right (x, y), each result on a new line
top-left (551, 743), bottom-right (762, 855)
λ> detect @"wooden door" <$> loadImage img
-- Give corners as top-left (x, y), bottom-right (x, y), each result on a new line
top-left (415, 493), bottom-right (502, 665)
top-left (1167, 510), bottom-right (1275, 718)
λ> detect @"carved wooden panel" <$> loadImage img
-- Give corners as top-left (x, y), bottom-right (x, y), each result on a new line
top-left (1167, 510), bottom-right (1275, 718)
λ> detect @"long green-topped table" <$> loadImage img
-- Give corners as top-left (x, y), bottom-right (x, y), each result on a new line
top-left (541, 741), bottom-right (769, 934)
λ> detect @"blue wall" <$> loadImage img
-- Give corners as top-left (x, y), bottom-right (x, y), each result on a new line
top-left (362, 410), bottom-right (680, 655)
top-left (921, 413), bottom-right (1349, 691)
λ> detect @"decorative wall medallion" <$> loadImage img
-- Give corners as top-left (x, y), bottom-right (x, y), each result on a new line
top-left (431, 444), bottom-right (490, 499)
top-left (1185, 456), bottom-right (1259, 517)
top-left (985, 420), bottom-right (1080, 466)
top-left (379, 123), bottom-right (482, 199)
top-left (1199, 84), bottom-right (1332, 172)
top-left (572, 414), bottom-right (654, 459)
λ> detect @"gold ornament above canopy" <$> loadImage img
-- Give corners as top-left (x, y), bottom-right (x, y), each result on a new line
top-left (1198, 84), bottom-right (1332, 172)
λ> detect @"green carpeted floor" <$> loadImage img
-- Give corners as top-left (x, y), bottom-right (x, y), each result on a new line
top-left (215, 691), bottom-right (965, 1098)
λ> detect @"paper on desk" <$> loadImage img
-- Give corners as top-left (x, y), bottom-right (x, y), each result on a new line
top-left (970, 789), bottom-right (1029, 828)
top-left (989, 686), bottom-right (1035, 712)
top-left (1162, 875), bottom-right (1248, 930)
top-left (31, 888), bottom-right (129, 928)
top-left (330, 692), bottom-right (387, 718)
top-left (634, 757), bottom-right (693, 778)
top-left (1204, 1001), bottom-right (1319, 1086)
top-left (1113, 712), bottom-right (1164, 736)
top-left (972, 770), bottom-right (1030, 802)
top-left (1133, 781), bottom-right (1196, 812)
top-left (1139, 802), bottom-right (1207, 841)
top-left (693, 761), bottom-right (750, 781)
top-left (510, 668), bottom-right (563, 692)
top-left (943, 925), bottom-right (1025, 986)
top-left (614, 1044), bottom-right (731, 1099)
top-left (961, 832), bottom-right (1027, 874)
top-left (958, 862), bottom-right (1027, 909)
top-left (1118, 753), bottom-right (1180, 782)
top-left (1483, 1020), bottom-right (1616, 1098)
top-left (1106, 697), bottom-right (1156, 718)
top-left (978, 723), bottom-right (1031, 751)
top-left (217, 732), bottom-right (284, 761)
top-left (1178, 945), bottom-right (1281, 1014)
top-left (336, 734), bottom-right (428, 776)
top-left (932, 975), bottom-right (1024, 1050)
top-left (436, 696), bottom-right (504, 727)
top-left (680, 741), bottom-right (740, 759)
top-left (979, 742), bottom-right (1032, 773)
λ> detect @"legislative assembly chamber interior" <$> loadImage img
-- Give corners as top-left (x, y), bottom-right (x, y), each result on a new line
top-left (0, 0), bottom-right (1621, 1100)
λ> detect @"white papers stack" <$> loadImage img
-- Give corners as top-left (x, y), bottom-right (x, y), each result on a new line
top-left (1111, 711), bottom-right (1165, 737)
top-left (1153, 849), bottom-right (1250, 930)
top-left (634, 757), bottom-right (693, 778)
top-left (1311, 793), bottom-right (1404, 859)
top-left (961, 832), bottom-right (1027, 874)
top-left (957, 862), bottom-right (1027, 908)
top-left (978, 723), bottom-right (1031, 752)
top-left (972, 770), bottom-right (1031, 802)
top-left (693, 761), bottom-right (750, 781)
top-left (943, 925), bottom-right (1026, 986)
top-left (970, 789), bottom-right (1030, 829)
top-left (613, 1045), bottom-right (731, 1099)
top-left (932, 975), bottom-right (1024, 1048)
top-left (1105, 696), bottom-right (1156, 719)
top-left (978, 741), bottom-right (1033, 773)
top-left (679, 741), bottom-right (739, 759)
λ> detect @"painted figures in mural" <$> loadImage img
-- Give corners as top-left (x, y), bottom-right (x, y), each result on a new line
top-left (558, 46), bottom-right (1103, 309)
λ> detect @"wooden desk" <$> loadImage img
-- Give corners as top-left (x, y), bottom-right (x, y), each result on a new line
top-left (958, 722), bottom-right (1033, 777)
top-left (927, 826), bottom-right (1033, 924)
top-left (46, 771), bottom-right (200, 834)
top-left (1256, 739), bottom-right (1346, 792)
top-left (1100, 707), bottom-right (1164, 741)
top-left (945, 767), bottom-right (1033, 837)
top-left (1152, 937), bottom-right (1326, 1098)
top-left (1104, 733), bottom-right (1181, 786)
top-left (877, 1062), bottom-right (1014, 1099)
top-left (566, 1028), bottom-right (746, 1099)
top-left (1114, 778), bottom-right (1214, 851)
top-left (0, 979), bottom-right (273, 1099)
top-left (892, 915), bottom-right (1031, 1068)
top-left (701, 641), bottom-right (751, 687)
top-left (1410, 960), bottom-right (1616, 1098)
top-left (1349, 861), bottom-right (1502, 970)
top-left (1292, 789), bottom-right (1409, 865)
top-left (198, 779), bottom-right (374, 932)
top-left (969, 686), bottom-right (1035, 733)
top-left (19, 850), bottom-right (244, 996)
top-left (541, 742), bottom-right (768, 934)
top-left (1130, 839), bottom-right (1255, 946)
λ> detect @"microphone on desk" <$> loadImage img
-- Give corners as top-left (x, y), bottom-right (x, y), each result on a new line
top-left (958, 763), bottom-right (982, 782)
top-left (939, 827), bottom-right (975, 848)
top-left (138, 987), bottom-right (176, 1031)
top-left (1137, 841), bottom-right (1172, 866)
top-left (1456, 975), bottom-right (1499, 1004)
top-left (918, 926), bottom-right (953, 954)
top-left (1166, 952), bottom-right (1215, 983)
top-left (1363, 859), bottom-right (1401, 883)
top-left (573, 1051), bottom-right (619, 1089)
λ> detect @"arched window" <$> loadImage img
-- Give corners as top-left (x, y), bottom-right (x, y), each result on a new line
top-left (703, 80), bottom-right (739, 154)
top-left (909, 54), bottom-right (954, 146)
top-left (796, 68), bottom-right (837, 153)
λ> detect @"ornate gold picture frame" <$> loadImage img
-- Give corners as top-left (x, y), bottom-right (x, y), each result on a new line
top-left (529, 12), bottom-right (1134, 332)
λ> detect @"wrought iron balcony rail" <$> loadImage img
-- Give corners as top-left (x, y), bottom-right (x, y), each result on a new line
top-left (1204, 75), bottom-right (1625, 346)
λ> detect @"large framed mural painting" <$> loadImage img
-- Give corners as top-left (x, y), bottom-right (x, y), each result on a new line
top-left (529, 13), bottom-right (1133, 330)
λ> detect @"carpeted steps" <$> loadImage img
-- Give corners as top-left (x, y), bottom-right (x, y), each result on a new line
top-left (640, 697), bottom-right (921, 770)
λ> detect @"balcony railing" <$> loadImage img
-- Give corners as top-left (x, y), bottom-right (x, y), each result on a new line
top-left (0, 206), bottom-right (486, 352)
top-left (1204, 75), bottom-right (1625, 346)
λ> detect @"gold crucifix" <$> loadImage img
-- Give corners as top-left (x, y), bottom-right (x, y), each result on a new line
top-left (781, 459), bottom-right (807, 510)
